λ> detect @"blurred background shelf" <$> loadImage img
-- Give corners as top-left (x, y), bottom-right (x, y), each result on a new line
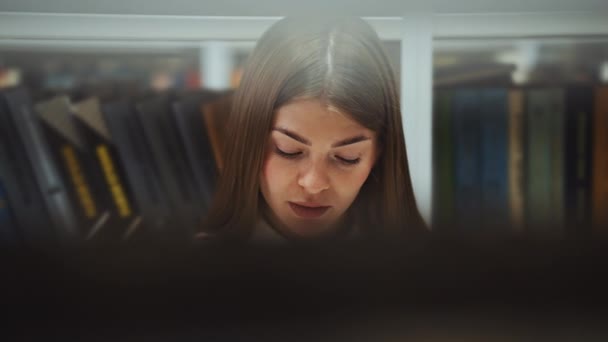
top-left (0, 1), bottom-right (607, 242)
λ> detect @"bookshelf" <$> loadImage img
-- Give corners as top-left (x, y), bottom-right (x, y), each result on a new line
top-left (3, 6), bottom-right (608, 338)
top-left (0, 9), bottom-right (607, 228)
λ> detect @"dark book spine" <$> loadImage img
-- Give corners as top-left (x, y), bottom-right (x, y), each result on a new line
top-left (93, 143), bottom-right (136, 229)
top-left (102, 100), bottom-right (171, 234)
top-left (592, 87), bottom-right (608, 234)
top-left (2, 88), bottom-right (79, 242)
top-left (136, 97), bottom-right (203, 236)
top-left (36, 125), bottom-right (89, 229)
top-left (508, 89), bottom-right (525, 232)
top-left (172, 99), bottom-right (218, 211)
top-left (452, 89), bottom-right (482, 230)
top-left (20, 106), bottom-right (81, 240)
top-left (479, 88), bottom-right (509, 230)
top-left (564, 86), bottom-right (594, 237)
top-left (66, 117), bottom-right (128, 242)
top-left (432, 89), bottom-right (455, 231)
top-left (0, 180), bottom-right (19, 245)
top-left (525, 88), bottom-right (565, 236)
top-left (0, 95), bottom-right (53, 244)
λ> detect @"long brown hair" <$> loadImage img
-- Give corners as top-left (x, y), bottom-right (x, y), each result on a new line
top-left (203, 16), bottom-right (426, 240)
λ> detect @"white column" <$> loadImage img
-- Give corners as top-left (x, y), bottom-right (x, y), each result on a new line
top-left (200, 41), bottom-right (233, 90)
top-left (400, 12), bottom-right (433, 227)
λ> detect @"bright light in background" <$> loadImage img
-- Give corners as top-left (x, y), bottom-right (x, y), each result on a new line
top-left (201, 41), bottom-right (233, 90)
top-left (601, 61), bottom-right (608, 83)
top-left (0, 68), bottom-right (20, 88)
top-left (496, 41), bottom-right (539, 85)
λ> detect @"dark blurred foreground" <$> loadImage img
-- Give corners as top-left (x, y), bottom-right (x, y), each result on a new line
top-left (3, 227), bottom-right (608, 341)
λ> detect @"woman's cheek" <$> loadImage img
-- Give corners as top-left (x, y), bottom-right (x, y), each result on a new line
top-left (263, 155), bottom-right (289, 187)
top-left (351, 162), bottom-right (375, 187)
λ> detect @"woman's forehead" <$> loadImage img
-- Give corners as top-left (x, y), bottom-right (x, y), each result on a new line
top-left (274, 98), bottom-right (364, 130)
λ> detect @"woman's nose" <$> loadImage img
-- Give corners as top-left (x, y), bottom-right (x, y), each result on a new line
top-left (297, 159), bottom-right (330, 194)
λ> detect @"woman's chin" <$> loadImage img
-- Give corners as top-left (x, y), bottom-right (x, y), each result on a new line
top-left (278, 218), bottom-right (342, 240)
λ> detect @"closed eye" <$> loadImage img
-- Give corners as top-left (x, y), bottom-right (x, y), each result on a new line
top-left (275, 146), bottom-right (302, 159)
top-left (275, 146), bottom-right (361, 165)
top-left (336, 156), bottom-right (361, 165)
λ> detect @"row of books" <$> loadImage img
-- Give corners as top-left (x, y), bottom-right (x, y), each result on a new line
top-left (433, 85), bottom-right (608, 237)
top-left (0, 85), bottom-right (232, 246)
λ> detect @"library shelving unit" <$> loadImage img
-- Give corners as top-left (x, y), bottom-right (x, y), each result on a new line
top-left (2, 7), bottom-right (608, 340)
top-left (0, 8), bottom-right (607, 226)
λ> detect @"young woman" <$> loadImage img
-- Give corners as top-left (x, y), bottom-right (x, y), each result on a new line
top-left (201, 16), bottom-right (427, 242)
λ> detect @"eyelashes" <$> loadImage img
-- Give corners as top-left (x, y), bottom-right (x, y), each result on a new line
top-left (274, 146), bottom-right (301, 159)
top-left (274, 146), bottom-right (361, 165)
top-left (338, 157), bottom-right (361, 165)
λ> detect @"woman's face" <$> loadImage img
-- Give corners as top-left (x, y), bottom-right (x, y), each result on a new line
top-left (260, 98), bottom-right (379, 239)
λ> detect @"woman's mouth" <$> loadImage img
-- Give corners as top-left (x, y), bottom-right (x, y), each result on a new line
top-left (288, 202), bottom-right (330, 219)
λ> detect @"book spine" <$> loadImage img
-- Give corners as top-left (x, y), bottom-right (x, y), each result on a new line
top-left (202, 102), bottom-right (223, 172)
top-left (432, 89), bottom-right (455, 231)
top-left (60, 144), bottom-right (97, 219)
top-left (102, 100), bottom-right (171, 234)
top-left (136, 97), bottom-right (203, 234)
top-left (526, 89), bottom-right (555, 234)
top-left (0, 179), bottom-right (19, 244)
top-left (0, 94), bottom-right (53, 243)
top-left (524, 88), bottom-right (566, 236)
top-left (508, 89), bottom-right (525, 232)
top-left (172, 100), bottom-right (217, 211)
top-left (565, 86), bottom-right (593, 237)
top-left (549, 88), bottom-right (565, 234)
top-left (35, 97), bottom-right (101, 236)
top-left (70, 103), bottom-right (138, 241)
top-left (96, 144), bottom-right (133, 218)
top-left (480, 88), bottom-right (509, 230)
top-left (22, 108), bottom-right (80, 239)
top-left (4, 89), bottom-right (80, 241)
top-left (452, 88), bottom-right (482, 230)
top-left (592, 87), bottom-right (608, 233)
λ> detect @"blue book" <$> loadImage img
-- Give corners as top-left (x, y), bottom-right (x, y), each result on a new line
top-left (452, 89), bottom-right (482, 229)
top-left (479, 88), bottom-right (509, 230)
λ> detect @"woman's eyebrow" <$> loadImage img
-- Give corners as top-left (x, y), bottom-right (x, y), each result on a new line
top-left (273, 127), bottom-right (310, 145)
top-left (273, 127), bottom-right (371, 147)
top-left (331, 135), bottom-right (371, 148)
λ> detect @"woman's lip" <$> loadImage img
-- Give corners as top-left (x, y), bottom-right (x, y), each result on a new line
top-left (290, 201), bottom-right (328, 208)
top-left (288, 202), bottom-right (330, 219)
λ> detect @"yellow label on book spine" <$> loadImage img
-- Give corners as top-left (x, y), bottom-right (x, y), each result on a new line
top-left (61, 145), bottom-right (97, 218)
top-left (97, 145), bottom-right (132, 217)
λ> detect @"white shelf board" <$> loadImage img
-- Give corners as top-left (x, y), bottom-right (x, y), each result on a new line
top-left (0, 13), bottom-right (407, 42)
top-left (434, 11), bottom-right (608, 38)
top-left (1, 12), bottom-right (606, 44)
